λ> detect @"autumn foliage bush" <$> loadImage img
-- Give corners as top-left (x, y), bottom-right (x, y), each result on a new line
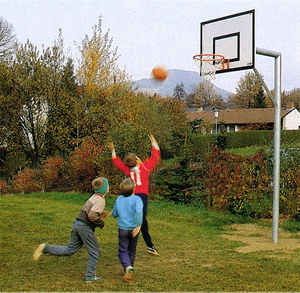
top-left (279, 149), bottom-right (300, 219)
top-left (11, 168), bottom-right (42, 194)
top-left (156, 147), bottom-right (299, 219)
top-left (205, 149), bottom-right (273, 217)
top-left (41, 157), bottom-right (66, 191)
top-left (0, 180), bottom-right (8, 194)
top-left (66, 137), bottom-right (107, 193)
top-left (0, 137), bottom-right (114, 194)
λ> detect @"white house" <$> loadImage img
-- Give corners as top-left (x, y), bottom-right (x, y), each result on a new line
top-left (187, 107), bottom-right (300, 132)
top-left (282, 108), bottom-right (300, 130)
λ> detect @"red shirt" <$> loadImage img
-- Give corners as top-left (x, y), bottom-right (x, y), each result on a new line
top-left (112, 146), bottom-right (160, 195)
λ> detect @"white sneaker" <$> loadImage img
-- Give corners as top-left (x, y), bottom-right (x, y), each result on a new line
top-left (33, 243), bottom-right (46, 261)
top-left (124, 266), bottom-right (134, 281)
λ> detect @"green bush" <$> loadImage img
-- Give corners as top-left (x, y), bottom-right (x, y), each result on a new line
top-left (224, 130), bottom-right (273, 148)
top-left (189, 134), bottom-right (215, 155)
top-left (279, 148), bottom-right (300, 218)
top-left (282, 219), bottom-right (300, 232)
top-left (229, 193), bottom-right (273, 218)
top-left (190, 130), bottom-right (300, 151)
top-left (155, 156), bottom-right (207, 206)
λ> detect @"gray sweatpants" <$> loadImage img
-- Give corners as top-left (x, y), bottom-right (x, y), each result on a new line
top-left (44, 219), bottom-right (100, 278)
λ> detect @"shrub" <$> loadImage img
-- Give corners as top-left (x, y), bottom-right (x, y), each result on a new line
top-left (189, 134), bottom-right (215, 155)
top-left (229, 193), bottom-right (273, 218)
top-left (0, 180), bottom-right (8, 194)
top-left (155, 156), bottom-right (207, 206)
top-left (190, 130), bottom-right (300, 151)
top-left (215, 135), bottom-right (226, 150)
top-left (41, 157), bottom-right (66, 191)
top-left (11, 168), bottom-right (43, 194)
top-left (156, 148), bottom-right (283, 219)
top-left (205, 149), bottom-right (273, 216)
top-left (222, 130), bottom-right (273, 148)
top-left (66, 137), bottom-right (106, 193)
top-left (279, 148), bottom-right (300, 218)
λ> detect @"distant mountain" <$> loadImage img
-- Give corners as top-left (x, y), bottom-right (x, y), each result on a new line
top-left (133, 69), bottom-right (232, 100)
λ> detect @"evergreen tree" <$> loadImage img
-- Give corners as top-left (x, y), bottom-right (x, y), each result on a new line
top-left (253, 87), bottom-right (267, 108)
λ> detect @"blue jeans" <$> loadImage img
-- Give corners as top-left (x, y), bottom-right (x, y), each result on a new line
top-left (118, 229), bottom-right (139, 269)
top-left (44, 220), bottom-right (100, 278)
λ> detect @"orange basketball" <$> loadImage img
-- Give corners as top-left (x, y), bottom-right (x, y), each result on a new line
top-left (152, 66), bottom-right (168, 81)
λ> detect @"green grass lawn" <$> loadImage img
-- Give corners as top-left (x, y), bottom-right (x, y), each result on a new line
top-left (0, 192), bottom-right (299, 292)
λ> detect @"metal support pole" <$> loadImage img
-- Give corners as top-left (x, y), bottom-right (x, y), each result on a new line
top-left (256, 48), bottom-right (281, 243)
top-left (272, 52), bottom-right (281, 243)
top-left (253, 67), bottom-right (276, 106)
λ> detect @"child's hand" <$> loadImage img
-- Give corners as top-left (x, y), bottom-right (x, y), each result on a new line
top-left (108, 142), bottom-right (114, 152)
top-left (132, 226), bottom-right (141, 237)
top-left (108, 142), bottom-right (116, 158)
top-left (149, 134), bottom-right (158, 147)
top-left (101, 211), bottom-right (108, 218)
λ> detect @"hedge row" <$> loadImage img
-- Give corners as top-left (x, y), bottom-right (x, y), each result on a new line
top-left (190, 130), bottom-right (300, 151)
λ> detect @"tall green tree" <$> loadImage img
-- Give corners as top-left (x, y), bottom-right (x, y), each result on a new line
top-left (0, 32), bottom-right (78, 169)
top-left (230, 72), bottom-right (264, 108)
top-left (76, 16), bottom-right (131, 142)
top-left (187, 80), bottom-right (225, 109)
top-left (0, 41), bottom-right (49, 167)
top-left (43, 33), bottom-right (79, 157)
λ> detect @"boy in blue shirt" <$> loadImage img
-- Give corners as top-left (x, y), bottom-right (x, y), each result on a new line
top-left (112, 178), bottom-right (143, 281)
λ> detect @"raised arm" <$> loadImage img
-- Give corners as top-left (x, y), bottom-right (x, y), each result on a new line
top-left (143, 134), bottom-right (161, 172)
top-left (108, 142), bottom-right (116, 159)
top-left (108, 142), bottom-right (131, 175)
top-left (148, 134), bottom-right (159, 149)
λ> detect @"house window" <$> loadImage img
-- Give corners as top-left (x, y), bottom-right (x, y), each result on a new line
top-left (229, 125), bottom-right (235, 132)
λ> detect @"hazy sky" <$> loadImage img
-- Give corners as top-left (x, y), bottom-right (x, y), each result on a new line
top-left (2, 0), bottom-right (300, 93)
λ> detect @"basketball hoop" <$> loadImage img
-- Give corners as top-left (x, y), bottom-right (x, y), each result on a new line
top-left (193, 54), bottom-right (230, 80)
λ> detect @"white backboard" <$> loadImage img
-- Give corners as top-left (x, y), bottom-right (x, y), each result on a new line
top-left (200, 10), bottom-right (255, 74)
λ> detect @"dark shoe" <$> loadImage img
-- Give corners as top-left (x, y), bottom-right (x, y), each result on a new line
top-left (84, 276), bottom-right (102, 282)
top-left (124, 266), bottom-right (134, 281)
top-left (33, 243), bottom-right (46, 261)
top-left (147, 246), bottom-right (159, 256)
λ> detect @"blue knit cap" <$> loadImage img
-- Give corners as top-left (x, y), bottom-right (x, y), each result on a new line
top-left (94, 178), bottom-right (109, 195)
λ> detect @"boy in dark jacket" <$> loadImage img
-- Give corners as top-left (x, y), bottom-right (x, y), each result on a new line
top-left (33, 177), bottom-right (109, 282)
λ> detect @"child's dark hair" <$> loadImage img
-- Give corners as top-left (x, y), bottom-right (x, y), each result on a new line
top-left (124, 153), bottom-right (137, 168)
top-left (119, 178), bottom-right (135, 197)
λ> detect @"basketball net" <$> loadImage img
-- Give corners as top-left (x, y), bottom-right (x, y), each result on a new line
top-left (193, 54), bottom-right (229, 81)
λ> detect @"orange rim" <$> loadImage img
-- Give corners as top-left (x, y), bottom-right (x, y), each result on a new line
top-left (193, 53), bottom-right (224, 62)
top-left (193, 54), bottom-right (229, 70)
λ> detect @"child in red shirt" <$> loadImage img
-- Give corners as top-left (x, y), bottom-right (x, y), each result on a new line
top-left (109, 134), bottom-right (160, 256)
